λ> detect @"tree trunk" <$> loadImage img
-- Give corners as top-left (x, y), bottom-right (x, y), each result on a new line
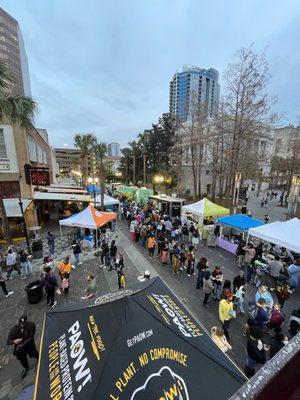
top-left (0, 197), bottom-right (12, 246)
top-left (143, 154), bottom-right (147, 186)
top-left (132, 150), bottom-right (136, 184)
top-left (100, 165), bottom-right (105, 211)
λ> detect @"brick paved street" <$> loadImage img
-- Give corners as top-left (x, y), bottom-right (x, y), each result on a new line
top-left (0, 235), bottom-right (143, 400)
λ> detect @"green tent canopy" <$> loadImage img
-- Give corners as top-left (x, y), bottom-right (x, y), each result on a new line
top-left (182, 197), bottom-right (229, 218)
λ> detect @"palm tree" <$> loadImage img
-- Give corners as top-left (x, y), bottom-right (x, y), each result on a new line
top-left (74, 133), bottom-right (97, 185)
top-left (93, 141), bottom-right (107, 210)
top-left (0, 62), bottom-right (37, 246)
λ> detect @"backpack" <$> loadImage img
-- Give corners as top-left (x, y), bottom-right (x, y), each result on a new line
top-left (247, 304), bottom-right (259, 325)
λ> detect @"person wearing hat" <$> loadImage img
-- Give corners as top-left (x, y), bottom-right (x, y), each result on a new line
top-left (7, 315), bottom-right (39, 378)
top-left (138, 271), bottom-right (151, 282)
top-left (41, 266), bottom-right (58, 307)
top-left (218, 289), bottom-right (235, 340)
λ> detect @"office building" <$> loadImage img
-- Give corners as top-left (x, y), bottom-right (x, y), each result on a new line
top-left (0, 6), bottom-right (31, 96)
top-left (169, 65), bottom-right (220, 121)
top-left (108, 142), bottom-right (121, 157)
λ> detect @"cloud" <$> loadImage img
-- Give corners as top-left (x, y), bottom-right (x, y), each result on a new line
top-left (0, 0), bottom-right (299, 147)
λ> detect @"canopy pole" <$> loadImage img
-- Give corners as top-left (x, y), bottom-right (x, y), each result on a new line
top-left (246, 231), bottom-right (249, 245)
top-left (59, 224), bottom-right (62, 239)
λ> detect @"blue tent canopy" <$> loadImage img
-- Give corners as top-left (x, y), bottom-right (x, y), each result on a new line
top-left (86, 185), bottom-right (101, 194)
top-left (217, 214), bottom-right (264, 231)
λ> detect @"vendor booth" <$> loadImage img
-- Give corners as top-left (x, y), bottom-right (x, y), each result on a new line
top-left (182, 198), bottom-right (229, 242)
top-left (216, 214), bottom-right (265, 254)
top-left (33, 277), bottom-right (245, 400)
top-left (248, 217), bottom-right (300, 253)
top-left (94, 194), bottom-right (120, 210)
top-left (148, 194), bottom-right (185, 218)
top-left (59, 204), bottom-right (116, 246)
top-left (182, 197), bottom-right (229, 222)
top-left (135, 188), bottom-right (154, 204)
top-left (116, 185), bottom-right (137, 198)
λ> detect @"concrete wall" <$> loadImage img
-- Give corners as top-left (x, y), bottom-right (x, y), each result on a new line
top-left (0, 124), bottom-right (19, 174)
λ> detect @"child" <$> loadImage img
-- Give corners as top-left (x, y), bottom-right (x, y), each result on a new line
top-left (211, 326), bottom-right (232, 353)
top-left (118, 271), bottom-right (126, 289)
top-left (61, 273), bottom-right (70, 296)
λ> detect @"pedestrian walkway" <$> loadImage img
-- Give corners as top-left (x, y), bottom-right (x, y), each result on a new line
top-left (0, 237), bottom-right (141, 400)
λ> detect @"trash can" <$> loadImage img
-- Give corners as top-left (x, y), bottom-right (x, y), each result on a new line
top-left (32, 240), bottom-right (43, 259)
top-left (25, 280), bottom-right (43, 304)
top-left (241, 206), bottom-right (247, 214)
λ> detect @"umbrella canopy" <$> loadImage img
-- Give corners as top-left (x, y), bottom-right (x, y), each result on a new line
top-left (248, 218), bottom-right (300, 253)
top-left (182, 197), bottom-right (229, 218)
top-left (95, 194), bottom-right (120, 206)
top-left (59, 204), bottom-right (116, 229)
top-left (86, 185), bottom-right (101, 194)
top-left (217, 214), bottom-right (264, 231)
top-left (34, 277), bottom-right (245, 400)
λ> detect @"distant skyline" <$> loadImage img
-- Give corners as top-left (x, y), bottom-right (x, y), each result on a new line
top-left (1, 0), bottom-right (300, 147)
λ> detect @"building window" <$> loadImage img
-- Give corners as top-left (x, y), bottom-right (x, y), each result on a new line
top-left (0, 129), bottom-right (7, 158)
top-left (206, 170), bottom-right (209, 175)
top-left (27, 136), bottom-right (37, 162)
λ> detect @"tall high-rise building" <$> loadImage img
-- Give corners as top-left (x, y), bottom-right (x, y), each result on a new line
top-left (0, 7), bottom-right (31, 96)
top-left (169, 65), bottom-right (220, 121)
top-left (108, 142), bottom-right (121, 157)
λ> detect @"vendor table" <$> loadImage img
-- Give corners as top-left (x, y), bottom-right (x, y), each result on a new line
top-left (216, 237), bottom-right (238, 254)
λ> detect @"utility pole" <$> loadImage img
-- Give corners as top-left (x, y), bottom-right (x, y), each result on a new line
top-left (19, 198), bottom-right (31, 254)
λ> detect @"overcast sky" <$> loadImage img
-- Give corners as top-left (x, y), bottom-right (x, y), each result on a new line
top-left (1, 0), bottom-right (300, 147)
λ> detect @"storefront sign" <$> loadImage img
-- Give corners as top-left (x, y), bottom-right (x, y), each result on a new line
top-left (24, 164), bottom-right (50, 186)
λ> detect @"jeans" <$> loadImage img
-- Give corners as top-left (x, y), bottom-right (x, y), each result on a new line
top-left (16, 339), bottom-right (39, 370)
top-left (245, 356), bottom-right (257, 378)
top-left (74, 253), bottom-right (80, 267)
top-left (21, 261), bottom-right (32, 278)
top-left (245, 263), bottom-right (253, 283)
top-left (46, 286), bottom-right (55, 306)
top-left (0, 280), bottom-right (8, 295)
top-left (203, 293), bottom-right (210, 305)
top-left (6, 264), bottom-right (21, 279)
top-left (235, 298), bottom-right (245, 313)
top-left (196, 269), bottom-right (204, 288)
top-left (213, 284), bottom-right (222, 300)
top-left (48, 242), bottom-right (55, 255)
top-left (253, 273), bottom-right (261, 288)
top-left (222, 320), bottom-right (231, 340)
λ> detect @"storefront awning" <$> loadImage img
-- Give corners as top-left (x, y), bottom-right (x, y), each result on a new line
top-left (33, 192), bottom-right (91, 202)
top-left (3, 198), bottom-right (32, 217)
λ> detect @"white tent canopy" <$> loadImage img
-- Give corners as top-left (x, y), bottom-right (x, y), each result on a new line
top-left (248, 218), bottom-right (300, 253)
top-left (95, 194), bottom-right (119, 206)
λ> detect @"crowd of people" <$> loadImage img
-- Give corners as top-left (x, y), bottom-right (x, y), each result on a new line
top-left (119, 198), bottom-right (300, 378)
top-left (1, 194), bottom-right (300, 381)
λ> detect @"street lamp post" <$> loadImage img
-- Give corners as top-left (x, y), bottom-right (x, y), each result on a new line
top-left (18, 198), bottom-right (31, 254)
top-left (153, 174), bottom-right (164, 194)
top-left (88, 177), bottom-right (99, 204)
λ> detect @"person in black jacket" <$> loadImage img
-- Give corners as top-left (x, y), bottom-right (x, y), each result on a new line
top-left (109, 240), bottom-right (118, 270)
top-left (72, 242), bottom-right (82, 268)
top-left (100, 240), bottom-right (109, 268)
top-left (233, 271), bottom-right (246, 293)
top-left (270, 332), bottom-right (288, 358)
top-left (7, 315), bottom-right (39, 378)
top-left (41, 266), bottom-right (58, 307)
top-left (244, 326), bottom-right (269, 378)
